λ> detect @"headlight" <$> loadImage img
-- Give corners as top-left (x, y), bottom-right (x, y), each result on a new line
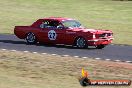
top-left (93, 34), bottom-right (96, 39)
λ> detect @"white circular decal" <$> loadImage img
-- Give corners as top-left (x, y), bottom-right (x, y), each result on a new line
top-left (48, 30), bottom-right (57, 40)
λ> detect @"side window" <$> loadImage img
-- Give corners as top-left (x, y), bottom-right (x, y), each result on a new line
top-left (57, 24), bottom-right (64, 29)
top-left (40, 21), bottom-right (49, 28)
top-left (48, 21), bottom-right (59, 29)
top-left (40, 20), bottom-right (63, 29)
top-left (49, 21), bottom-right (63, 29)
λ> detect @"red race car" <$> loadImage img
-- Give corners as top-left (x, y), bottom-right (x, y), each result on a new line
top-left (14, 17), bottom-right (114, 49)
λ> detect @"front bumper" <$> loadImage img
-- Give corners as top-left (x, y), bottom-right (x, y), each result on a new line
top-left (88, 38), bottom-right (114, 42)
top-left (87, 38), bottom-right (114, 46)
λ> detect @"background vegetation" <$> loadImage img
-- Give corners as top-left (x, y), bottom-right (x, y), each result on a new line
top-left (0, 0), bottom-right (132, 45)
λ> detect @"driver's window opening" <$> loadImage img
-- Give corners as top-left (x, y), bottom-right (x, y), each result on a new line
top-left (40, 20), bottom-right (62, 29)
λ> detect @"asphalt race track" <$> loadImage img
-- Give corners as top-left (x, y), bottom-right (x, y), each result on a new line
top-left (0, 34), bottom-right (132, 63)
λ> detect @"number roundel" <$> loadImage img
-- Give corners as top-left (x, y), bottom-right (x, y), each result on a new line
top-left (48, 30), bottom-right (57, 40)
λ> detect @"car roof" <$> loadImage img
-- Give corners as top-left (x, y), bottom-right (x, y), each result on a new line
top-left (41, 17), bottom-right (75, 21)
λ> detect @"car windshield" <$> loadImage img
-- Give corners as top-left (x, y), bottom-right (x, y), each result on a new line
top-left (62, 20), bottom-right (82, 28)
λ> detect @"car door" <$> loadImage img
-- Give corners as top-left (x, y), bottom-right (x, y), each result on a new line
top-left (38, 20), bottom-right (66, 44)
top-left (37, 20), bottom-right (51, 43)
top-left (51, 28), bottom-right (66, 44)
top-left (47, 21), bottom-right (66, 44)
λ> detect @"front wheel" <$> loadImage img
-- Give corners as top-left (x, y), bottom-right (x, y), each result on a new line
top-left (96, 45), bottom-right (105, 49)
top-left (26, 32), bottom-right (37, 44)
top-left (75, 37), bottom-right (87, 48)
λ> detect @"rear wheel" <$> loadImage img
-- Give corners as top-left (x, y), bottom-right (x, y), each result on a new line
top-left (96, 45), bottom-right (105, 49)
top-left (75, 37), bottom-right (87, 48)
top-left (26, 32), bottom-right (37, 44)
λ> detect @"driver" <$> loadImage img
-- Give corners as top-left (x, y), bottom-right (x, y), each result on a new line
top-left (40, 22), bottom-right (47, 28)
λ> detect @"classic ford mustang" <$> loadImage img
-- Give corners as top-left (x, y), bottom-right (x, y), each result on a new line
top-left (14, 17), bottom-right (114, 49)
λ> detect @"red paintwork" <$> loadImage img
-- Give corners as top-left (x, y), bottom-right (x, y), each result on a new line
top-left (14, 17), bottom-right (113, 46)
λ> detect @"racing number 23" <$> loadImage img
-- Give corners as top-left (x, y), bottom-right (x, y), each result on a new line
top-left (48, 30), bottom-right (57, 40)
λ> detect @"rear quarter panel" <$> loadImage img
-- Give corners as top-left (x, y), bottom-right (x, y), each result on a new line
top-left (14, 26), bottom-right (36, 39)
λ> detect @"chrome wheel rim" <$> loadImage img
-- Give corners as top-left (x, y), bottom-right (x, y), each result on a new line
top-left (76, 38), bottom-right (86, 48)
top-left (26, 33), bottom-right (35, 43)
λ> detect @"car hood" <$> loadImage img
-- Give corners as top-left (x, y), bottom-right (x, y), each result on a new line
top-left (69, 28), bottom-right (112, 34)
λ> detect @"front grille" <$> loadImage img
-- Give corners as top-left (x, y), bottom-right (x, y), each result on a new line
top-left (99, 33), bottom-right (112, 37)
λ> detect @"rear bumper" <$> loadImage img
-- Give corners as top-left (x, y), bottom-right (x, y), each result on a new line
top-left (87, 38), bottom-right (114, 46)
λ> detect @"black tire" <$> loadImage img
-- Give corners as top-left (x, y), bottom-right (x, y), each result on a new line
top-left (96, 45), bottom-right (105, 49)
top-left (75, 37), bottom-right (87, 48)
top-left (26, 32), bottom-right (37, 44)
top-left (79, 77), bottom-right (91, 86)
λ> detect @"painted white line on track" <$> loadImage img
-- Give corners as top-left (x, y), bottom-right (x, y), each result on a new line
top-left (33, 52), bottom-right (37, 54)
top-left (1, 49), bottom-right (7, 51)
top-left (95, 58), bottom-right (101, 60)
top-left (11, 50), bottom-right (16, 52)
top-left (74, 56), bottom-right (79, 58)
top-left (105, 59), bottom-right (111, 61)
top-left (0, 48), bottom-right (131, 63)
top-left (82, 57), bottom-right (87, 59)
top-left (51, 54), bottom-right (57, 56)
top-left (42, 53), bottom-right (47, 54)
top-left (63, 55), bottom-right (69, 57)
top-left (115, 60), bottom-right (120, 62)
top-left (125, 61), bottom-right (132, 63)
top-left (23, 51), bottom-right (29, 53)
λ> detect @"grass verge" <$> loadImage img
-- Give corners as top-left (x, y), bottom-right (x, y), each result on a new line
top-left (0, 50), bottom-right (131, 88)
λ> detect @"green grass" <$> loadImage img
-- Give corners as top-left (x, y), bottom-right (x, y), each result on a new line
top-left (0, 50), bottom-right (132, 88)
top-left (0, 0), bottom-right (132, 45)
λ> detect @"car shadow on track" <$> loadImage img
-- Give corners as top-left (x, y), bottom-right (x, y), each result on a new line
top-left (0, 40), bottom-right (97, 50)
top-left (36, 43), bottom-right (97, 50)
top-left (0, 40), bottom-right (26, 44)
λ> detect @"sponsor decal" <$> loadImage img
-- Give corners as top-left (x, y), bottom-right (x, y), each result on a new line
top-left (79, 68), bottom-right (131, 86)
top-left (48, 30), bottom-right (57, 40)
